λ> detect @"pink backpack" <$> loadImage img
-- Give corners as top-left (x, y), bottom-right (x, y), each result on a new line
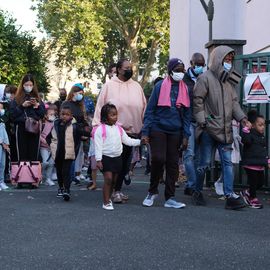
top-left (92, 123), bottom-right (123, 141)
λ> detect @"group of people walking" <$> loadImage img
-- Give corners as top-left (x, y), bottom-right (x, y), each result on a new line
top-left (0, 45), bottom-right (268, 210)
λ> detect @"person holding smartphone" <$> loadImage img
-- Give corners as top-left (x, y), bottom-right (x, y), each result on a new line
top-left (10, 74), bottom-right (45, 161)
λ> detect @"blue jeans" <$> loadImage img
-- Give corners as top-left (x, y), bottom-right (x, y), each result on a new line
top-left (196, 131), bottom-right (234, 196)
top-left (40, 148), bottom-right (54, 180)
top-left (0, 147), bottom-right (6, 184)
top-left (183, 123), bottom-right (197, 189)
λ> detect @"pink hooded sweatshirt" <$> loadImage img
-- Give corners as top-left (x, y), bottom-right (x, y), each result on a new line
top-left (92, 76), bottom-right (146, 135)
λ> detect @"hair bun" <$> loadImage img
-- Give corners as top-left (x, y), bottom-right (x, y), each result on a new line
top-left (247, 110), bottom-right (258, 123)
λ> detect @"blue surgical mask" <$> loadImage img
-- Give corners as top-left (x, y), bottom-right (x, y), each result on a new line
top-left (75, 93), bottom-right (83, 102)
top-left (223, 62), bottom-right (232, 72)
top-left (194, 66), bottom-right (204, 75)
top-left (5, 93), bottom-right (11, 100)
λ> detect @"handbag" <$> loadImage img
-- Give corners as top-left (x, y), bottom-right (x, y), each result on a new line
top-left (25, 112), bottom-right (40, 134)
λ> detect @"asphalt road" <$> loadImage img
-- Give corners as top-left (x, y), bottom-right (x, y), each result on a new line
top-left (0, 169), bottom-right (270, 270)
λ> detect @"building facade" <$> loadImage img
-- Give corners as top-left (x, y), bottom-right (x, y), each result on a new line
top-left (170, 0), bottom-right (270, 66)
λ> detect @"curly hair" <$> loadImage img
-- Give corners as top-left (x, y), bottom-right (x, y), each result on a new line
top-left (100, 103), bottom-right (117, 123)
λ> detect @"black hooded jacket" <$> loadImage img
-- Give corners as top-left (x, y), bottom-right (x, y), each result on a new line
top-left (241, 128), bottom-right (268, 166)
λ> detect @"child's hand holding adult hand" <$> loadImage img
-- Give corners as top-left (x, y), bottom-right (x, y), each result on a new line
top-left (241, 118), bottom-right (252, 129)
top-left (96, 161), bottom-right (103, 170)
top-left (141, 136), bottom-right (149, 145)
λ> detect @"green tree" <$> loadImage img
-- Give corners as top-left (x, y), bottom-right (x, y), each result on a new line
top-left (33, 0), bottom-right (169, 87)
top-left (0, 10), bottom-right (49, 92)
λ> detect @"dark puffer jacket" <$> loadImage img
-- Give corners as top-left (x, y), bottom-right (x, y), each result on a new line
top-left (241, 129), bottom-right (268, 166)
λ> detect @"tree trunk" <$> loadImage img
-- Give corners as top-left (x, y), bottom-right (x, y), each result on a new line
top-left (128, 37), bottom-right (140, 80)
top-left (140, 39), bottom-right (159, 89)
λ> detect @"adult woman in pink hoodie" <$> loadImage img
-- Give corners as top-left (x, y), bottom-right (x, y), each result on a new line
top-left (93, 59), bottom-right (146, 203)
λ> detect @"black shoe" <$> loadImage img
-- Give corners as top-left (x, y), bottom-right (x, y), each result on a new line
top-left (144, 168), bottom-right (151, 176)
top-left (73, 179), bottom-right (81, 186)
top-left (192, 191), bottom-right (206, 206)
top-left (184, 187), bottom-right (194, 196)
top-left (57, 189), bottom-right (64, 198)
top-left (63, 191), bottom-right (70, 201)
top-left (124, 175), bottom-right (131, 186)
top-left (225, 196), bottom-right (245, 210)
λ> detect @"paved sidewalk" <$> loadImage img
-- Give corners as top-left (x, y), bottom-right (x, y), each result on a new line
top-left (0, 169), bottom-right (270, 270)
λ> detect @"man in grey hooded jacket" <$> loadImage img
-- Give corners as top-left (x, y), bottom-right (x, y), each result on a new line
top-left (193, 45), bottom-right (251, 210)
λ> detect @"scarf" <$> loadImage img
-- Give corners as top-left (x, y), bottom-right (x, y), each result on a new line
top-left (157, 76), bottom-right (190, 108)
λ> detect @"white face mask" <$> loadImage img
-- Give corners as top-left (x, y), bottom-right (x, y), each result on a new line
top-left (0, 109), bottom-right (5, 116)
top-left (24, 86), bottom-right (33, 93)
top-left (5, 93), bottom-right (11, 100)
top-left (171, 71), bottom-right (185, 81)
top-left (48, 115), bottom-right (56, 122)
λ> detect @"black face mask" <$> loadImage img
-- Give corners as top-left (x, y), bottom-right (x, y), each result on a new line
top-left (123, 69), bottom-right (133, 80)
top-left (60, 95), bottom-right (66, 101)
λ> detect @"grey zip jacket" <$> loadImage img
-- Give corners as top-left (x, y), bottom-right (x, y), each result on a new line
top-left (193, 45), bottom-right (246, 144)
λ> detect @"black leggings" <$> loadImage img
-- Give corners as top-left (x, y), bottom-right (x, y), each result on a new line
top-left (244, 168), bottom-right (264, 198)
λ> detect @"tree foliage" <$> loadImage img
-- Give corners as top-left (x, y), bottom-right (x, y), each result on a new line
top-left (33, 0), bottom-right (169, 87)
top-left (0, 10), bottom-right (49, 92)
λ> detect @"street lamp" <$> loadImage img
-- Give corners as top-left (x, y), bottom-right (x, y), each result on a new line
top-left (200, 0), bottom-right (214, 41)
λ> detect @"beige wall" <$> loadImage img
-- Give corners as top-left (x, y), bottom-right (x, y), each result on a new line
top-left (244, 0), bottom-right (270, 53)
top-left (170, 0), bottom-right (269, 64)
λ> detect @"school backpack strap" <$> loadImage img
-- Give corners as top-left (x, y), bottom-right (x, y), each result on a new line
top-left (116, 124), bottom-right (123, 137)
top-left (101, 124), bottom-right (106, 141)
top-left (92, 124), bottom-right (107, 142)
top-left (92, 124), bottom-right (122, 141)
top-left (27, 164), bottom-right (39, 182)
top-left (13, 163), bottom-right (23, 182)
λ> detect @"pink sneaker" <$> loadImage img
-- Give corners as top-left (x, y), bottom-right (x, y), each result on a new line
top-left (249, 198), bottom-right (263, 209)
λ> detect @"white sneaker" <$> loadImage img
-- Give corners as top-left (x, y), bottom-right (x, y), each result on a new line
top-left (82, 166), bottom-right (88, 172)
top-left (79, 175), bottom-right (86, 181)
top-left (51, 172), bottom-right (57, 181)
top-left (0, 182), bottom-right (9, 190)
top-left (102, 200), bottom-right (114, 211)
top-left (84, 177), bottom-right (91, 183)
top-left (45, 178), bottom-right (55, 186)
top-left (113, 192), bottom-right (123, 203)
top-left (164, 198), bottom-right (186, 209)
top-left (142, 193), bottom-right (158, 207)
top-left (232, 192), bottom-right (240, 199)
top-left (214, 179), bottom-right (224, 196)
